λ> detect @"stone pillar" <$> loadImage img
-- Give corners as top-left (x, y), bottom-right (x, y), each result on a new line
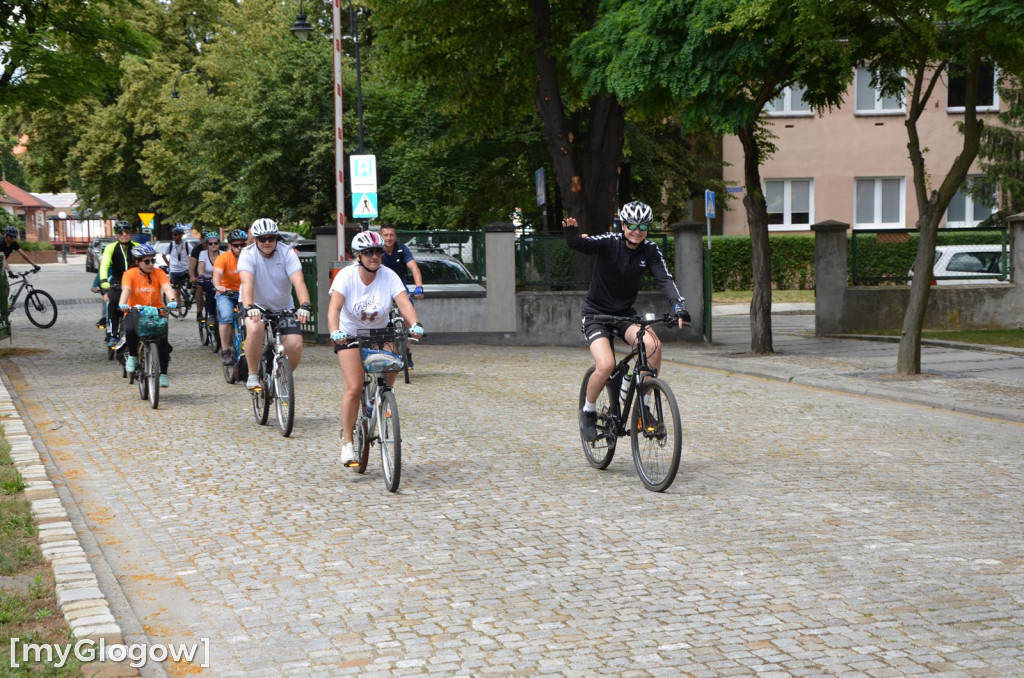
top-left (812, 220), bottom-right (849, 336)
top-left (1008, 213), bottom-right (1024, 285)
top-left (671, 221), bottom-right (705, 340)
top-left (313, 225), bottom-right (339, 339)
top-left (484, 222), bottom-right (516, 333)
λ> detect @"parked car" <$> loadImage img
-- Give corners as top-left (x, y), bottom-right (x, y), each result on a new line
top-left (85, 237), bottom-right (115, 273)
top-left (908, 244), bottom-right (1011, 285)
top-left (411, 248), bottom-right (486, 297)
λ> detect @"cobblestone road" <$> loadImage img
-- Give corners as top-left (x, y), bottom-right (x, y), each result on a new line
top-left (3, 300), bottom-right (1023, 677)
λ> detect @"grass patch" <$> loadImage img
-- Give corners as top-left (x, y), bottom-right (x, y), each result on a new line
top-left (712, 289), bottom-right (815, 305)
top-left (853, 328), bottom-right (1024, 348)
top-left (0, 426), bottom-right (81, 676)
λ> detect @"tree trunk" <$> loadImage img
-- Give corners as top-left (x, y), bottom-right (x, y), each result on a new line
top-left (738, 126), bottom-right (774, 355)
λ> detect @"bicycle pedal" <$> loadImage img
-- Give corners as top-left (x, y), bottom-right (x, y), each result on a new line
top-left (344, 459), bottom-right (361, 468)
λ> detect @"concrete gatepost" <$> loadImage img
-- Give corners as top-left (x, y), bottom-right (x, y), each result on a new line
top-left (313, 225), bottom-right (339, 340)
top-left (484, 222), bottom-right (516, 333)
top-left (812, 220), bottom-right (849, 336)
top-left (1008, 213), bottom-right (1024, 285)
top-left (671, 221), bottom-right (705, 340)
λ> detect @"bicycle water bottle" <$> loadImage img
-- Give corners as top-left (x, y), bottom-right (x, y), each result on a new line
top-left (619, 370), bottom-right (632, 405)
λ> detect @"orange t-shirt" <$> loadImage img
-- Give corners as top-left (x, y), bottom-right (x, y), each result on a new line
top-left (120, 267), bottom-right (170, 307)
top-left (214, 251), bottom-right (241, 291)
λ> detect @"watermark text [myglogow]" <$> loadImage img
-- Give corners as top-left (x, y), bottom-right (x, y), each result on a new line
top-left (9, 637), bottom-right (210, 669)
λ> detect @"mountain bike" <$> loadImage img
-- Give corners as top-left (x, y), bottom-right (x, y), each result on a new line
top-left (7, 269), bottom-right (57, 328)
top-left (350, 327), bottom-right (408, 492)
top-left (168, 280), bottom-right (194, 320)
top-left (578, 313), bottom-right (683, 492)
top-left (249, 308), bottom-right (295, 437)
top-left (125, 306), bottom-right (168, 410)
top-left (221, 294), bottom-right (247, 385)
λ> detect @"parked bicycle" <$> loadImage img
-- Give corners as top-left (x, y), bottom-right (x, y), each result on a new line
top-left (222, 295), bottom-right (247, 385)
top-left (7, 269), bottom-right (57, 328)
top-left (125, 306), bottom-right (169, 410)
top-left (249, 307), bottom-right (295, 437)
top-left (349, 327), bottom-right (409, 492)
top-left (578, 313), bottom-right (683, 492)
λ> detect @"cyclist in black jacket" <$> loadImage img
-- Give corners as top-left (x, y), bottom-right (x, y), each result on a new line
top-left (564, 201), bottom-right (689, 441)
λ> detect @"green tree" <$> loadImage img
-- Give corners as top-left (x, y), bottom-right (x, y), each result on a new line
top-left (975, 76), bottom-right (1024, 216)
top-left (574, 0), bottom-right (869, 353)
top-left (858, 0), bottom-right (1024, 374)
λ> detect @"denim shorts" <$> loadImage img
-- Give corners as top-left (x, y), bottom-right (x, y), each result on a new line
top-left (216, 292), bottom-right (240, 325)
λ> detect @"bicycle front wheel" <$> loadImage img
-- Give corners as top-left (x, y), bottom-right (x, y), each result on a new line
top-left (24, 289), bottom-right (57, 328)
top-left (379, 390), bottom-right (401, 492)
top-left (579, 366), bottom-right (617, 469)
top-left (251, 362), bottom-right (270, 425)
top-left (137, 346), bottom-right (148, 401)
top-left (273, 357), bottom-right (294, 437)
top-left (147, 344), bottom-right (160, 409)
top-left (630, 376), bottom-right (682, 493)
top-left (197, 314), bottom-right (209, 346)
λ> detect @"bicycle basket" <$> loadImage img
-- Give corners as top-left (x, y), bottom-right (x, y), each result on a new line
top-left (136, 306), bottom-right (168, 338)
top-left (356, 328), bottom-right (408, 373)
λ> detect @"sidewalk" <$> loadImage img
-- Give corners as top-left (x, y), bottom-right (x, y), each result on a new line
top-left (666, 309), bottom-right (1024, 423)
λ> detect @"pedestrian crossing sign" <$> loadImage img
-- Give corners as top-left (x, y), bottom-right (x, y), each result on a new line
top-left (352, 192), bottom-right (378, 219)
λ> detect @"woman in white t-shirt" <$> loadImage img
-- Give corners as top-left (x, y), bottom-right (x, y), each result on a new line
top-left (328, 230), bottom-right (424, 467)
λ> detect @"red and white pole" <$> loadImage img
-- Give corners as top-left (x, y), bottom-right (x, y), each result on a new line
top-left (332, 0), bottom-right (346, 259)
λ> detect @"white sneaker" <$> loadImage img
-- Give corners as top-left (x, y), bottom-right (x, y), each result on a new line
top-left (246, 374), bottom-right (260, 390)
top-left (340, 442), bottom-right (357, 467)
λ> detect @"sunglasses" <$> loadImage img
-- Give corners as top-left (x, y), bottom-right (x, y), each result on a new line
top-left (361, 248), bottom-right (385, 257)
top-left (207, 241), bottom-right (220, 246)
top-left (138, 258), bottom-right (155, 264)
top-left (229, 242), bottom-right (244, 248)
top-left (624, 222), bottom-right (650, 232)
top-left (257, 235), bottom-right (277, 243)
top-left (115, 230), bottom-right (131, 235)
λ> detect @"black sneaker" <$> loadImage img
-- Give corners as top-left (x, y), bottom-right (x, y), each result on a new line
top-left (639, 404), bottom-right (663, 434)
top-left (221, 349), bottom-right (234, 366)
top-left (580, 409), bottom-right (599, 441)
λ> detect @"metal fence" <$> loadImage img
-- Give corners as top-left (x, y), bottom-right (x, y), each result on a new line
top-left (515, 232), bottom-right (673, 291)
top-left (850, 227), bottom-right (1010, 285)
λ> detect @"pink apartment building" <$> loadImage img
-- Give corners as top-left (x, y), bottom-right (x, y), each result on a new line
top-left (721, 65), bottom-right (1004, 235)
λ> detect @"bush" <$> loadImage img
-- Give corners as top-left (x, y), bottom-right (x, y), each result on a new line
top-left (18, 241), bottom-right (55, 252)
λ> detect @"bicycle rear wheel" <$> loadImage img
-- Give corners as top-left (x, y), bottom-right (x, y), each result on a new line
top-left (578, 366), bottom-right (617, 469)
top-left (379, 390), bottom-right (401, 492)
top-left (630, 376), bottom-right (682, 492)
top-left (147, 344), bottom-right (160, 409)
top-left (24, 289), bottom-right (57, 328)
top-left (273, 357), bottom-right (294, 437)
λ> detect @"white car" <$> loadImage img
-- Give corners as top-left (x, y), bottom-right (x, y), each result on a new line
top-left (909, 244), bottom-right (1010, 285)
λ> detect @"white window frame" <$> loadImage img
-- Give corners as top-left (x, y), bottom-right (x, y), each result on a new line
top-left (945, 176), bottom-right (997, 227)
top-left (946, 63), bottom-right (1000, 114)
top-left (854, 67), bottom-right (906, 116)
top-left (765, 179), bottom-right (814, 232)
top-left (766, 85), bottom-right (813, 117)
top-left (854, 177), bottom-right (906, 229)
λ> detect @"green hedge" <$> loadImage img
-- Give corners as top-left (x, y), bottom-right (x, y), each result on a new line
top-left (19, 241), bottom-right (55, 252)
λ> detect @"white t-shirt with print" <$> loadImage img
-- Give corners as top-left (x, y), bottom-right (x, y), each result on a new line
top-left (329, 264), bottom-right (406, 336)
top-left (237, 242), bottom-right (303, 311)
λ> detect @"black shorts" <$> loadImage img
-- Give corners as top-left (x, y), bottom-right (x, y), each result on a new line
top-left (333, 339), bottom-right (359, 354)
top-left (580, 314), bottom-right (633, 346)
top-left (273, 315), bottom-right (303, 336)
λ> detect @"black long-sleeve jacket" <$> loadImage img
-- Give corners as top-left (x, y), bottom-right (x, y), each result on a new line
top-left (564, 226), bottom-right (682, 316)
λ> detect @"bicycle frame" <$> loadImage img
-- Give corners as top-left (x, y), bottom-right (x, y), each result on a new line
top-left (602, 316), bottom-right (665, 437)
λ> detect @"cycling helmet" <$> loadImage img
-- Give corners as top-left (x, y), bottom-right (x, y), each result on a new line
top-left (131, 243), bottom-right (156, 259)
top-left (250, 218), bottom-right (279, 237)
top-left (226, 229), bottom-right (247, 243)
top-left (203, 231), bottom-right (220, 243)
top-left (618, 201), bottom-right (653, 228)
top-left (171, 224), bottom-right (188, 235)
top-left (114, 221), bottom-right (132, 233)
top-left (351, 230), bottom-right (384, 253)
top-left (3, 226), bottom-right (18, 237)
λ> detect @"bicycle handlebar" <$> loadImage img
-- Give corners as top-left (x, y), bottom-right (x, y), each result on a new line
top-left (590, 312), bottom-right (678, 326)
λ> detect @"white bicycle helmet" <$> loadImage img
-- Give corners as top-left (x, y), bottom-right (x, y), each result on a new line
top-left (351, 230), bottom-right (384, 252)
top-left (619, 201), bottom-right (653, 228)
top-left (250, 218), bottom-right (279, 237)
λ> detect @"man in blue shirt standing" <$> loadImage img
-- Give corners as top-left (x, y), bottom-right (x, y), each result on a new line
top-left (379, 224), bottom-right (423, 369)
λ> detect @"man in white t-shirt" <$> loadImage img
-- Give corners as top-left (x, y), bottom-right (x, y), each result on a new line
top-left (166, 225), bottom-right (192, 306)
top-left (328, 230), bottom-right (424, 467)
top-left (238, 218), bottom-right (313, 390)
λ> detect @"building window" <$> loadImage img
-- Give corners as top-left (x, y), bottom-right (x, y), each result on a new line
top-left (854, 67), bottom-right (904, 115)
top-left (947, 62), bottom-right (999, 112)
top-left (766, 85), bottom-right (812, 117)
top-left (855, 177), bottom-right (905, 228)
top-left (765, 179), bottom-right (813, 230)
top-left (946, 177), bottom-right (997, 227)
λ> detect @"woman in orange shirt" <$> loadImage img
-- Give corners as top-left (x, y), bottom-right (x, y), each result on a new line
top-left (213, 229), bottom-right (248, 366)
top-left (118, 243), bottom-right (176, 386)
